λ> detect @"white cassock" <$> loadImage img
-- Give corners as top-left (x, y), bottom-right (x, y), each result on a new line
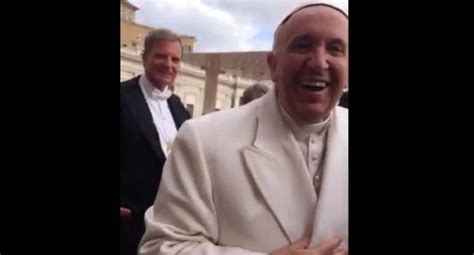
top-left (139, 87), bottom-right (348, 254)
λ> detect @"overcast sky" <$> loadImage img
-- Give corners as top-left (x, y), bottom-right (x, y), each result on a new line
top-left (129, 0), bottom-right (348, 53)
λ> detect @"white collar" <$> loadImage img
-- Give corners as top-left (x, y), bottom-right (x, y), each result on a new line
top-left (139, 75), bottom-right (172, 101)
top-left (278, 100), bottom-right (332, 141)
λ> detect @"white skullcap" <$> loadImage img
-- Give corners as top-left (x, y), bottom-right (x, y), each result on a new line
top-left (280, 0), bottom-right (348, 26)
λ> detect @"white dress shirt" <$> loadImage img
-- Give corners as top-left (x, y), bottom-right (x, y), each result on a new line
top-left (139, 75), bottom-right (178, 157)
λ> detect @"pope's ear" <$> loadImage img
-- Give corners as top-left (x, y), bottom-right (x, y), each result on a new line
top-left (267, 52), bottom-right (277, 82)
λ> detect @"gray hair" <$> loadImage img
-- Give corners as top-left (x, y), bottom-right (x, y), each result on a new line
top-left (241, 83), bottom-right (270, 105)
top-left (272, 3), bottom-right (348, 52)
top-left (142, 28), bottom-right (183, 59)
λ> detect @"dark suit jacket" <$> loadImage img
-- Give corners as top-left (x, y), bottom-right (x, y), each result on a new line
top-left (120, 76), bottom-right (190, 255)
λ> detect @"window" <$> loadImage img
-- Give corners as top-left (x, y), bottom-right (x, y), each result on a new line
top-left (183, 45), bottom-right (193, 53)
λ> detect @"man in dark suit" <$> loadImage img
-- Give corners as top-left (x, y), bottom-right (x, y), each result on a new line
top-left (120, 28), bottom-right (191, 255)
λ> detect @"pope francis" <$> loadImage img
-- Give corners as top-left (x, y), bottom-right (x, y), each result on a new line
top-left (139, 2), bottom-right (349, 255)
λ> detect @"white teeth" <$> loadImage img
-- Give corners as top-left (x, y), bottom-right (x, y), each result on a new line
top-left (302, 81), bottom-right (327, 87)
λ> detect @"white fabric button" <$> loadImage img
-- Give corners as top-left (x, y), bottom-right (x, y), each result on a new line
top-left (312, 154), bottom-right (319, 161)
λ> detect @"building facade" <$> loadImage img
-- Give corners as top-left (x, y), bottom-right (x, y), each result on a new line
top-left (120, 0), bottom-right (268, 117)
top-left (121, 47), bottom-right (256, 117)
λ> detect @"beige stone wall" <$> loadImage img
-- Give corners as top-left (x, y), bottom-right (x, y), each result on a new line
top-left (121, 21), bottom-right (150, 49)
top-left (121, 1), bottom-right (138, 23)
top-left (120, 0), bottom-right (196, 51)
top-left (121, 21), bottom-right (196, 52)
top-left (119, 1), bottom-right (264, 117)
top-left (120, 49), bottom-right (260, 117)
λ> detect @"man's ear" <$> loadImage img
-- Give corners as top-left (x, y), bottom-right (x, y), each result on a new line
top-left (267, 52), bottom-right (277, 82)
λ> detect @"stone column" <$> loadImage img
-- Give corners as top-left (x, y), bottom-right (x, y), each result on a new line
top-left (201, 56), bottom-right (223, 114)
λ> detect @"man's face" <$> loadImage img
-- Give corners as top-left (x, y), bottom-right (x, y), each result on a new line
top-left (143, 41), bottom-right (182, 91)
top-left (268, 6), bottom-right (348, 124)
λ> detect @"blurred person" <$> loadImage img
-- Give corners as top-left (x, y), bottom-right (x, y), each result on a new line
top-left (241, 83), bottom-right (270, 105)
